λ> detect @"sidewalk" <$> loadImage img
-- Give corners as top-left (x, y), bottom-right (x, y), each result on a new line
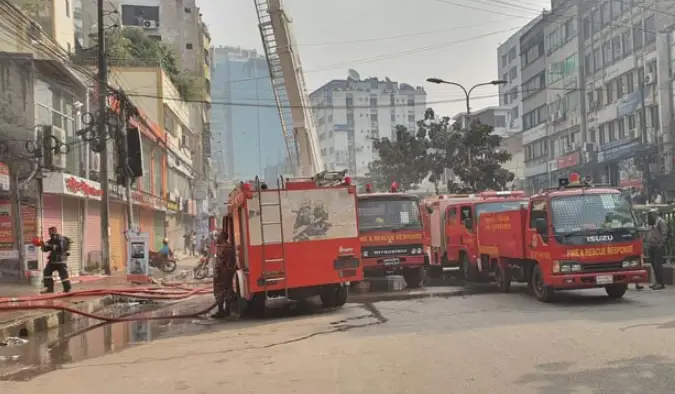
top-left (0, 275), bottom-right (141, 341)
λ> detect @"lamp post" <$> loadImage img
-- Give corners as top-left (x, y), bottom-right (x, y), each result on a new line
top-left (425, 78), bottom-right (507, 187)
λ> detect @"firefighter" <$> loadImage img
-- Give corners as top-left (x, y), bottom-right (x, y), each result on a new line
top-left (40, 226), bottom-right (72, 294)
top-left (212, 228), bottom-right (236, 318)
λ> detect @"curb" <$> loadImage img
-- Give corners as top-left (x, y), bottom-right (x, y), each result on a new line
top-left (0, 295), bottom-right (116, 341)
top-left (348, 288), bottom-right (468, 304)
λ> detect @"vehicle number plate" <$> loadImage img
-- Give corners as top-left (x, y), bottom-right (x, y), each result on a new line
top-left (383, 258), bottom-right (400, 266)
top-left (596, 275), bottom-right (613, 285)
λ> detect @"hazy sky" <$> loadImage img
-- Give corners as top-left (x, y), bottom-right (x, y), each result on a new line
top-left (198, 0), bottom-right (551, 117)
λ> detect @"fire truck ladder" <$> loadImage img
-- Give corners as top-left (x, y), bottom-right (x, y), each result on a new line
top-left (255, 176), bottom-right (288, 299)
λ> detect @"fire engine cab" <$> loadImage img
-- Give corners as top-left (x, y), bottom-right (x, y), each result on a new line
top-left (425, 191), bottom-right (527, 279)
top-left (357, 182), bottom-right (425, 288)
top-left (476, 173), bottom-right (648, 302)
top-left (226, 171), bottom-right (362, 315)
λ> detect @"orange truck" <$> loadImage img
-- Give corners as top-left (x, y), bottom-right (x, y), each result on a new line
top-left (226, 171), bottom-right (362, 316)
top-left (357, 182), bottom-right (425, 288)
top-left (476, 175), bottom-right (648, 302)
top-left (425, 191), bottom-right (527, 279)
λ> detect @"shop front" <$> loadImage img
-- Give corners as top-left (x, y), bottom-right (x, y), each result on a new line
top-left (165, 193), bottom-right (196, 253)
top-left (551, 151), bottom-right (582, 181)
top-left (524, 160), bottom-right (556, 193)
top-left (165, 198), bottom-right (180, 250)
top-left (596, 138), bottom-right (645, 186)
top-left (131, 191), bottom-right (167, 251)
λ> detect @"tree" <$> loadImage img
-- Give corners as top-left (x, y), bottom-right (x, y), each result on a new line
top-left (78, 27), bottom-right (198, 101)
top-left (444, 120), bottom-right (514, 191)
top-left (365, 125), bottom-right (430, 191)
top-left (419, 108), bottom-right (451, 194)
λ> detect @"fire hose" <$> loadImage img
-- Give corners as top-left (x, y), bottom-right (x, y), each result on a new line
top-left (0, 286), bottom-right (221, 323)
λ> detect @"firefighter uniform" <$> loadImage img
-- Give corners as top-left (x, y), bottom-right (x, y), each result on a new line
top-left (41, 233), bottom-right (72, 293)
top-left (212, 232), bottom-right (236, 317)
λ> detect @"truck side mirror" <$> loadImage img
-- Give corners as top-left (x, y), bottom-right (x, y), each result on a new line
top-left (534, 218), bottom-right (547, 235)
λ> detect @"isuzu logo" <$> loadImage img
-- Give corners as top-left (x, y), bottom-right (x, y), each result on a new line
top-left (586, 235), bottom-right (613, 242)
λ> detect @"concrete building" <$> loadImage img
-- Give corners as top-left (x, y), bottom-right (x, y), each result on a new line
top-left (210, 46), bottom-right (289, 182)
top-left (13, 0), bottom-right (76, 53)
top-left (453, 106), bottom-right (512, 138)
top-left (498, 26), bottom-right (527, 134)
top-left (309, 72), bottom-right (427, 178)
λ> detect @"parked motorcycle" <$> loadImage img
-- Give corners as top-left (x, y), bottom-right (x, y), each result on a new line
top-left (193, 254), bottom-right (212, 280)
top-left (148, 250), bottom-right (178, 273)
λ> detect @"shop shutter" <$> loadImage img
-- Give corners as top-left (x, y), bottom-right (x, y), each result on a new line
top-left (140, 208), bottom-right (154, 246)
top-left (83, 200), bottom-right (102, 272)
top-left (109, 203), bottom-right (126, 273)
top-left (133, 206), bottom-right (141, 231)
top-left (166, 214), bottom-right (184, 253)
top-left (61, 198), bottom-right (83, 276)
top-left (153, 211), bottom-right (165, 250)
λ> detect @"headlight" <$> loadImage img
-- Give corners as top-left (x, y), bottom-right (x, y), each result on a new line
top-left (554, 260), bottom-right (581, 273)
top-left (622, 259), bottom-right (641, 268)
top-left (362, 251), bottom-right (369, 257)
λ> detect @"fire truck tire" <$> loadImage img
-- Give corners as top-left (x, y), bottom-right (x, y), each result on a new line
top-left (242, 293), bottom-right (266, 318)
top-left (531, 265), bottom-right (554, 302)
top-left (335, 286), bottom-right (348, 307)
top-left (461, 254), bottom-right (477, 282)
top-left (495, 263), bottom-right (511, 293)
top-left (427, 265), bottom-right (442, 279)
top-left (403, 268), bottom-right (423, 288)
top-left (321, 285), bottom-right (347, 307)
top-left (605, 284), bottom-right (628, 299)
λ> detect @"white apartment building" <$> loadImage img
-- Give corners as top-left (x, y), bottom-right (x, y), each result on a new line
top-left (453, 106), bottom-right (513, 138)
top-left (309, 72), bottom-right (426, 178)
top-left (497, 28), bottom-right (525, 133)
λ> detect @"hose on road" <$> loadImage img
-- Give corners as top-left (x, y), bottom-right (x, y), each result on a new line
top-left (0, 286), bottom-right (219, 323)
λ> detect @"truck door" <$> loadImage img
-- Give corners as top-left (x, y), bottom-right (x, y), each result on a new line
top-left (459, 204), bottom-right (474, 250)
top-left (527, 199), bottom-right (550, 260)
top-left (445, 206), bottom-right (458, 261)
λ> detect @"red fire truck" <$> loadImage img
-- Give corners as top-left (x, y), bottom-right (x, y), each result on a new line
top-left (357, 182), bottom-right (425, 288)
top-left (425, 191), bottom-right (527, 279)
top-left (226, 171), bottom-right (362, 316)
top-left (476, 174), bottom-right (648, 302)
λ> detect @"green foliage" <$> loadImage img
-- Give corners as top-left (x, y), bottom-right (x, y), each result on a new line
top-left (365, 125), bottom-right (431, 192)
top-left (83, 27), bottom-right (196, 101)
top-left (445, 120), bottom-right (514, 191)
top-left (366, 107), bottom-right (515, 194)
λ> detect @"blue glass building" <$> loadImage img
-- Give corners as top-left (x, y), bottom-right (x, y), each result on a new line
top-left (210, 46), bottom-right (289, 182)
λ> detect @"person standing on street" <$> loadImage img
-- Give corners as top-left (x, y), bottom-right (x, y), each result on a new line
top-left (190, 231), bottom-right (197, 256)
top-left (40, 226), bottom-right (72, 294)
top-left (646, 208), bottom-right (668, 290)
top-left (212, 224), bottom-right (236, 318)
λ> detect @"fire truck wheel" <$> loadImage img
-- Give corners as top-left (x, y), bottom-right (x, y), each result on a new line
top-left (531, 265), bottom-right (554, 302)
top-left (403, 268), bottom-right (423, 289)
top-left (320, 285), bottom-right (340, 307)
top-left (605, 284), bottom-right (628, 299)
top-left (335, 285), bottom-right (348, 307)
top-left (495, 264), bottom-right (511, 293)
top-left (461, 254), bottom-right (477, 282)
top-left (242, 293), bottom-right (266, 318)
top-left (427, 266), bottom-right (442, 279)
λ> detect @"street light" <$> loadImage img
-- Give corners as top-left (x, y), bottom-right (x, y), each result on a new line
top-left (425, 77), bottom-right (508, 187)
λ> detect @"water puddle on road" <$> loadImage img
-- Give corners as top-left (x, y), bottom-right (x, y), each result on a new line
top-left (0, 298), bottom-right (217, 382)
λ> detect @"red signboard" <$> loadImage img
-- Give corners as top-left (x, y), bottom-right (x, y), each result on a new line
top-left (556, 152), bottom-right (580, 170)
top-left (65, 176), bottom-right (103, 198)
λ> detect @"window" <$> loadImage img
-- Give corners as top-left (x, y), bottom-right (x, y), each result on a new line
top-left (616, 76), bottom-right (624, 97)
top-left (626, 72), bottom-right (634, 93)
top-left (509, 47), bottom-right (516, 61)
top-left (65, 0), bottom-right (70, 17)
top-left (622, 30), bottom-right (632, 56)
top-left (633, 23), bottom-right (643, 49)
top-left (184, 7), bottom-right (191, 13)
top-left (447, 207), bottom-right (457, 223)
top-left (628, 114), bottom-right (636, 129)
top-left (592, 9), bottom-right (601, 33)
top-left (601, 2), bottom-right (610, 26)
top-left (529, 200), bottom-right (548, 231)
top-left (645, 16), bottom-right (656, 43)
top-left (618, 118), bottom-right (626, 139)
top-left (186, 43), bottom-right (193, 49)
top-left (602, 41), bottom-right (612, 65)
top-left (502, 54), bottom-right (507, 67)
top-left (612, 35), bottom-right (621, 60)
top-left (509, 66), bottom-right (518, 81)
top-left (611, 1), bottom-right (621, 20)
top-left (583, 16), bottom-right (591, 39)
top-left (593, 48), bottom-right (602, 72)
top-left (460, 206), bottom-right (473, 231)
top-left (585, 52), bottom-right (592, 74)
top-left (605, 82), bottom-right (613, 103)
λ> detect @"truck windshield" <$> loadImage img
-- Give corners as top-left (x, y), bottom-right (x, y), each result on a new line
top-left (357, 198), bottom-right (422, 232)
top-left (475, 201), bottom-right (525, 221)
top-left (551, 193), bottom-right (637, 233)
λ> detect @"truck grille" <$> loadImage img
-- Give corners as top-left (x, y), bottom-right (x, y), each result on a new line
top-left (581, 261), bottom-right (624, 273)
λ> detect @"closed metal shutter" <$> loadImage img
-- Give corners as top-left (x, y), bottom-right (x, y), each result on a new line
top-left (109, 203), bottom-right (126, 273)
top-left (41, 195), bottom-right (63, 271)
top-left (153, 211), bottom-right (165, 250)
top-left (133, 206), bottom-right (141, 231)
top-left (83, 200), bottom-right (102, 272)
top-left (166, 214), bottom-right (184, 252)
top-left (61, 198), bottom-right (83, 276)
top-left (140, 208), bottom-right (154, 245)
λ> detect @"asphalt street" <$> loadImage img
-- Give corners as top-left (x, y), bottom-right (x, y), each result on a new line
top-left (3, 284), bottom-right (675, 393)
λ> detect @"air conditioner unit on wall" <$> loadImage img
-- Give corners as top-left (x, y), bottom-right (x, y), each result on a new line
top-left (645, 73), bottom-right (655, 85)
top-left (142, 20), bottom-right (158, 29)
top-left (50, 126), bottom-right (67, 169)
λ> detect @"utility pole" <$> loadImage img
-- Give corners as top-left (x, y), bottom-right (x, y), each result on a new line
top-left (639, 6), bottom-right (651, 198)
top-left (97, 0), bottom-right (111, 275)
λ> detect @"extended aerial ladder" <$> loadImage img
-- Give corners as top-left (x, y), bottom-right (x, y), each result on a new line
top-left (254, 0), bottom-right (324, 177)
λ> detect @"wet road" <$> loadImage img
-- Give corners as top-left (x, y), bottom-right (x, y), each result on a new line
top-left (3, 284), bottom-right (675, 393)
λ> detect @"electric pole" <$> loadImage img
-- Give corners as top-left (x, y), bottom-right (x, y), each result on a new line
top-left (97, 0), bottom-right (111, 275)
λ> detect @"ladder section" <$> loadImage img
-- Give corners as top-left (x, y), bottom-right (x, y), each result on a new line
top-left (255, 0), bottom-right (298, 174)
top-left (253, 0), bottom-right (324, 176)
top-left (255, 176), bottom-right (288, 299)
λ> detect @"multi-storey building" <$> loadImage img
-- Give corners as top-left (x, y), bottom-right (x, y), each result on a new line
top-left (210, 46), bottom-right (289, 182)
top-left (498, 26), bottom-right (526, 133)
top-left (13, 0), bottom-right (76, 52)
top-left (309, 72), bottom-right (426, 178)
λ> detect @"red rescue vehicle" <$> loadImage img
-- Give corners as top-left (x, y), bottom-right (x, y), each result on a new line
top-left (425, 191), bottom-right (527, 279)
top-left (226, 171), bottom-right (362, 315)
top-left (476, 174), bottom-right (648, 302)
top-left (357, 182), bottom-right (425, 288)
